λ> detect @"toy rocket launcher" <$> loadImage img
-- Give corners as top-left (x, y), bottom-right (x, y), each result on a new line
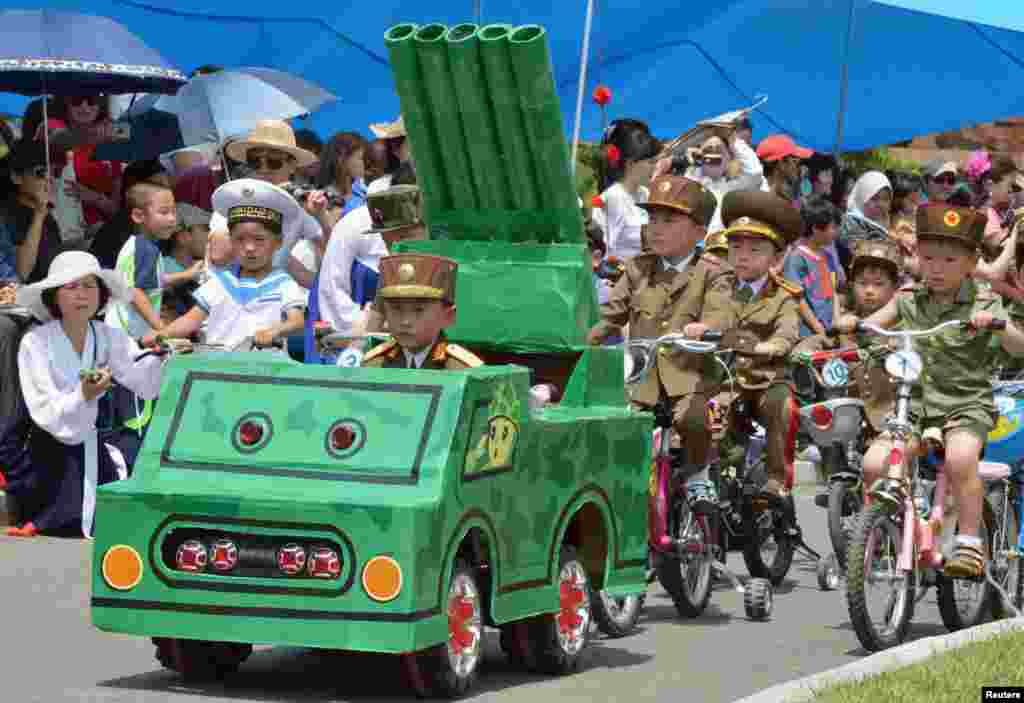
top-left (386, 22), bottom-right (583, 244)
top-left (386, 22), bottom-right (597, 352)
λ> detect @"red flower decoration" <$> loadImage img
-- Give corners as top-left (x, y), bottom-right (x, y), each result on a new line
top-left (606, 144), bottom-right (621, 167)
top-left (592, 84), bottom-right (612, 106)
top-left (591, 195), bottom-right (605, 209)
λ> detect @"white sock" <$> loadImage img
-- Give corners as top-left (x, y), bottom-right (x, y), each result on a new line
top-left (955, 535), bottom-right (983, 549)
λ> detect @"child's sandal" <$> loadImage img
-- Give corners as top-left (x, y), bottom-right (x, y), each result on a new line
top-left (943, 543), bottom-right (985, 579)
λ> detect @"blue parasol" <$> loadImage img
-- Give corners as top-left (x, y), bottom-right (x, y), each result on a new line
top-left (0, 9), bottom-right (186, 96)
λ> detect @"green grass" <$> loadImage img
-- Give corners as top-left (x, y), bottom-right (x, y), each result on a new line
top-left (811, 628), bottom-right (1024, 702)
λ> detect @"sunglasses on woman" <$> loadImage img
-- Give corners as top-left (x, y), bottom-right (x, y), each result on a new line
top-left (26, 166), bottom-right (48, 180)
top-left (932, 175), bottom-right (956, 186)
top-left (246, 153), bottom-right (292, 171)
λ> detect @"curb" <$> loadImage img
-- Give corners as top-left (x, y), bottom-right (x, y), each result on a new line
top-left (731, 617), bottom-right (1024, 703)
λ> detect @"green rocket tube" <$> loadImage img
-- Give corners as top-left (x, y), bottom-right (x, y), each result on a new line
top-left (384, 23), bottom-right (451, 214)
top-left (413, 23), bottom-right (479, 213)
top-left (508, 25), bottom-right (584, 243)
top-left (444, 24), bottom-right (511, 214)
top-left (478, 24), bottom-right (542, 216)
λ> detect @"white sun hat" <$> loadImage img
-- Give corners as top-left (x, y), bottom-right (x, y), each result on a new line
top-left (16, 251), bottom-right (131, 322)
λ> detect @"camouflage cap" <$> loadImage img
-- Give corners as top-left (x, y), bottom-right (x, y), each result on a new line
top-left (851, 238), bottom-right (901, 278)
top-left (916, 204), bottom-right (986, 251)
top-left (720, 190), bottom-right (803, 250)
top-left (366, 185), bottom-right (423, 234)
top-left (377, 254), bottom-right (457, 303)
top-left (703, 229), bottom-right (729, 254)
top-left (639, 175), bottom-right (717, 228)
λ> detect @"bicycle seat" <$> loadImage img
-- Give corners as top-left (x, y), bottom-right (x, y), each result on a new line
top-left (979, 461), bottom-right (1011, 481)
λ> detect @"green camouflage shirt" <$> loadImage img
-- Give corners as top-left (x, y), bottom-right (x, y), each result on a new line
top-left (896, 278), bottom-right (1004, 418)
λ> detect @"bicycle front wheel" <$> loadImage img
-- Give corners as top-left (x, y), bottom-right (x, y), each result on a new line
top-left (845, 502), bottom-right (916, 651)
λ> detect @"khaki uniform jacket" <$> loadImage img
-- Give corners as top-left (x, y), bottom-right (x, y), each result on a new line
top-left (794, 331), bottom-right (897, 433)
top-left (594, 252), bottom-right (735, 405)
top-left (730, 273), bottom-right (802, 390)
top-left (895, 279), bottom-right (1004, 419)
top-left (362, 335), bottom-right (484, 370)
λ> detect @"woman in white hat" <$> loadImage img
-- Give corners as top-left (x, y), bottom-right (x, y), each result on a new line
top-left (8, 251), bottom-right (168, 538)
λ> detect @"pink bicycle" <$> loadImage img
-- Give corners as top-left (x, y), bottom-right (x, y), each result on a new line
top-left (845, 320), bottom-right (1007, 651)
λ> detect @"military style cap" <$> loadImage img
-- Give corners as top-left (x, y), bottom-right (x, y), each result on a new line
top-left (377, 254), bottom-right (457, 303)
top-left (366, 185), bottom-right (423, 234)
top-left (720, 190), bottom-right (803, 250)
top-left (211, 178), bottom-right (300, 236)
top-left (639, 175), bottom-right (718, 228)
top-left (916, 204), bottom-right (986, 251)
top-left (703, 230), bottom-right (729, 255)
top-left (851, 239), bottom-right (901, 277)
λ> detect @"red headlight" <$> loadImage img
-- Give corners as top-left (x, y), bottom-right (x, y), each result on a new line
top-left (175, 539), bottom-right (208, 572)
top-left (239, 421), bottom-right (264, 447)
top-left (277, 544), bottom-right (307, 576)
top-left (307, 547), bottom-right (341, 579)
top-left (209, 538), bottom-right (238, 572)
top-left (811, 405), bottom-right (833, 429)
top-left (330, 425), bottom-right (355, 451)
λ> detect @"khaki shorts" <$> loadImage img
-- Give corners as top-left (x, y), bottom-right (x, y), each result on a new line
top-left (920, 403), bottom-right (997, 447)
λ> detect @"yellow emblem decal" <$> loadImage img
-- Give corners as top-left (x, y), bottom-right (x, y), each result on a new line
top-left (398, 262), bottom-right (416, 282)
top-left (944, 210), bottom-right (961, 228)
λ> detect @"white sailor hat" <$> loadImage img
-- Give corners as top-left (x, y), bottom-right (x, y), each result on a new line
top-left (211, 178), bottom-right (301, 236)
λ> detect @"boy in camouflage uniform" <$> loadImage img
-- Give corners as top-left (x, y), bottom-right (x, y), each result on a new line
top-left (362, 254), bottom-right (483, 370)
top-left (589, 175), bottom-right (733, 510)
top-left (837, 205), bottom-right (1024, 577)
top-left (716, 190), bottom-right (804, 511)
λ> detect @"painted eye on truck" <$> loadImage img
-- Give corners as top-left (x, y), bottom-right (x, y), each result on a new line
top-left (325, 418), bottom-right (366, 460)
top-left (232, 413), bottom-right (273, 453)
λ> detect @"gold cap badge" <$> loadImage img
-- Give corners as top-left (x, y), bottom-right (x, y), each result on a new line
top-left (660, 180), bottom-right (672, 193)
top-left (398, 262), bottom-right (416, 282)
top-left (944, 210), bottom-right (961, 228)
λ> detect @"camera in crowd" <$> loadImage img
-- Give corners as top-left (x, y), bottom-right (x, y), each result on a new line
top-left (278, 180), bottom-right (344, 210)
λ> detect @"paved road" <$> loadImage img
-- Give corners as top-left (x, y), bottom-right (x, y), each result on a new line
top-left (2, 494), bottom-right (959, 703)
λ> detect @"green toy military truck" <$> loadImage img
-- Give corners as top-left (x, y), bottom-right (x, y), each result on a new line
top-left (91, 22), bottom-right (650, 698)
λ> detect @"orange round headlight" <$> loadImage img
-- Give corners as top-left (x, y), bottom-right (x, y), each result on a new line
top-left (102, 545), bottom-right (143, 591)
top-left (362, 555), bottom-right (402, 602)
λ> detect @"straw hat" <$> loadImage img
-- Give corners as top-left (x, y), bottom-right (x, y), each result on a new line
top-left (224, 120), bottom-right (317, 168)
top-left (369, 116), bottom-right (406, 140)
top-left (16, 251), bottom-right (130, 322)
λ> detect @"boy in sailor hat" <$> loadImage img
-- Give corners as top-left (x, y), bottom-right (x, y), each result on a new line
top-left (361, 253), bottom-right (482, 370)
top-left (143, 179), bottom-right (306, 352)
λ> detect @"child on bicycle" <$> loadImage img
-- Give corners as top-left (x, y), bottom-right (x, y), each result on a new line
top-left (589, 175), bottom-right (732, 510)
top-left (142, 179), bottom-right (306, 352)
top-left (794, 239), bottom-right (903, 433)
top-left (836, 204), bottom-right (1024, 577)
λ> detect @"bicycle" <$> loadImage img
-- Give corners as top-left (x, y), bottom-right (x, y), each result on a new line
top-left (622, 331), bottom-right (775, 623)
top-left (843, 319), bottom-right (1007, 651)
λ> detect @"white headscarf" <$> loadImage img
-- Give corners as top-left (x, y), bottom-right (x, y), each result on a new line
top-left (847, 170), bottom-right (892, 226)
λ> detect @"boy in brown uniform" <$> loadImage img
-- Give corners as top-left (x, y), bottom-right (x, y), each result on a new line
top-left (361, 254), bottom-right (484, 370)
top-left (794, 239), bottom-right (903, 435)
top-left (589, 175), bottom-right (733, 509)
top-left (716, 190), bottom-right (804, 506)
top-left (837, 205), bottom-right (1024, 577)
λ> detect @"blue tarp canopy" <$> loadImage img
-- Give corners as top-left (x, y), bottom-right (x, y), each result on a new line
top-left (1, 1), bottom-right (1023, 152)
